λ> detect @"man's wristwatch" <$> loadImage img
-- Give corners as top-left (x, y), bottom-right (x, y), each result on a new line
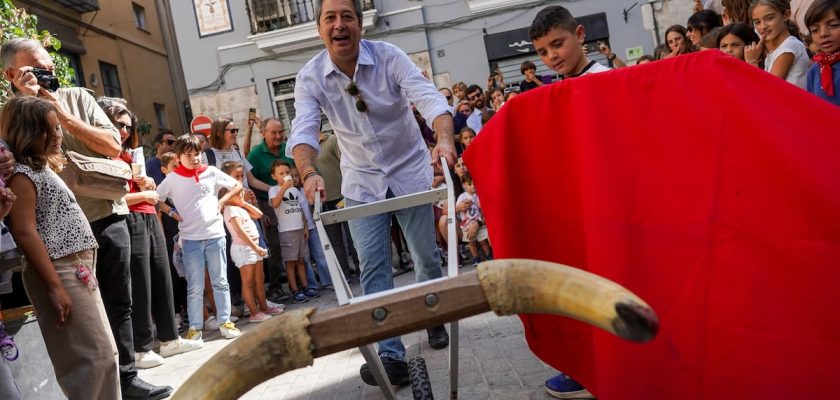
top-left (168, 208), bottom-right (177, 217)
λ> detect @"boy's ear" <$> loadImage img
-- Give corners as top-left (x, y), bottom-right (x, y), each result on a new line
top-left (576, 25), bottom-right (586, 44)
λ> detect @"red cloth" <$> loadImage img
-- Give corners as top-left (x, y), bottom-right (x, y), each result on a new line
top-left (118, 152), bottom-right (155, 214)
top-left (173, 164), bottom-right (208, 183)
top-left (465, 51), bottom-right (840, 399)
top-left (813, 51), bottom-right (840, 97)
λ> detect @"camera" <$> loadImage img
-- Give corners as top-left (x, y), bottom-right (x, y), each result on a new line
top-left (30, 68), bottom-right (60, 92)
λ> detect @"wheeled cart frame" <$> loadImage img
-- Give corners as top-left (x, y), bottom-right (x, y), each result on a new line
top-left (312, 158), bottom-right (460, 399)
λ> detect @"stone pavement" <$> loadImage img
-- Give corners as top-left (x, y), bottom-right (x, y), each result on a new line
top-left (138, 264), bottom-right (563, 400)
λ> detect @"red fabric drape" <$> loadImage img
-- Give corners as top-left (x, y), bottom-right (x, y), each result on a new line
top-left (465, 51), bottom-right (840, 399)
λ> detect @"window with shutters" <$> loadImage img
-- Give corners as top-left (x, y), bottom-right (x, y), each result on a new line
top-left (270, 77), bottom-right (329, 133)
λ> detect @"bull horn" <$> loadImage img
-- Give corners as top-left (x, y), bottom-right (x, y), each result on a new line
top-left (476, 259), bottom-right (658, 342)
top-left (174, 259), bottom-right (658, 399)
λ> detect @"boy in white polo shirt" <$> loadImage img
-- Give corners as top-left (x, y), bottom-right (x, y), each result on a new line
top-left (158, 134), bottom-right (243, 340)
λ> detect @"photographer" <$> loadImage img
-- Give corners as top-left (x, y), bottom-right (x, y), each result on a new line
top-left (1, 38), bottom-right (172, 400)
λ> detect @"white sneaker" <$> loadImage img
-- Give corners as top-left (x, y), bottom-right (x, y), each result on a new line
top-left (135, 350), bottom-right (164, 369)
top-left (159, 337), bottom-right (203, 358)
top-left (204, 316), bottom-right (219, 331)
top-left (219, 321), bottom-right (241, 339)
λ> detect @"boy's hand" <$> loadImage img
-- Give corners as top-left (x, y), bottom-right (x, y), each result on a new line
top-left (465, 221), bottom-right (479, 241)
top-left (48, 286), bottom-right (72, 328)
top-left (244, 189), bottom-right (257, 205)
top-left (303, 229), bottom-right (309, 240)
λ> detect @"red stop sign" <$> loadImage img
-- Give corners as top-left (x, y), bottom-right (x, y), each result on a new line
top-left (190, 115), bottom-right (213, 136)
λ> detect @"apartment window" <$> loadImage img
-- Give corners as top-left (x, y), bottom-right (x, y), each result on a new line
top-left (99, 61), bottom-right (122, 98)
top-left (154, 103), bottom-right (167, 129)
top-left (270, 77), bottom-right (327, 132)
top-left (133, 3), bottom-right (147, 30)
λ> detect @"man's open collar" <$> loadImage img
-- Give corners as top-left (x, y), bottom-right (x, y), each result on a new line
top-left (321, 39), bottom-right (375, 78)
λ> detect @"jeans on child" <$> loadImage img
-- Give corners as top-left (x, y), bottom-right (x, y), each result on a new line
top-left (346, 190), bottom-right (442, 361)
top-left (307, 228), bottom-right (331, 286)
top-left (182, 237), bottom-right (231, 329)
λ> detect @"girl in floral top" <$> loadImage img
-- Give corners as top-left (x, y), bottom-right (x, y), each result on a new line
top-left (2, 96), bottom-right (120, 399)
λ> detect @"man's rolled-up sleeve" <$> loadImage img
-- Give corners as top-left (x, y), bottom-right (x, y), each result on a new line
top-left (391, 48), bottom-right (453, 128)
top-left (287, 75), bottom-right (323, 159)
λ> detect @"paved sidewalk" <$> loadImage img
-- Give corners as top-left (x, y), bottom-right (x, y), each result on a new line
top-left (139, 264), bottom-right (561, 400)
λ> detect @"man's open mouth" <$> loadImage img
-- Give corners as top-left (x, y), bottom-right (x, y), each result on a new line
top-left (332, 35), bottom-right (350, 43)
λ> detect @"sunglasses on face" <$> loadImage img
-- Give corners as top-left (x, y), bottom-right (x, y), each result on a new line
top-left (114, 121), bottom-right (135, 133)
top-left (160, 139), bottom-right (176, 145)
top-left (467, 93), bottom-right (482, 101)
top-left (346, 81), bottom-right (368, 112)
top-left (226, 128), bottom-right (240, 134)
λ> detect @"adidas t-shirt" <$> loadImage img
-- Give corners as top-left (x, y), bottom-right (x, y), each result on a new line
top-left (268, 185), bottom-right (304, 232)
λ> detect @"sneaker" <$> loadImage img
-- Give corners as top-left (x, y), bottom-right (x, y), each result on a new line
top-left (264, 306), bottom-right (284, 316)
top-left (204, 316), bottom-right (219, 331)
top-left (219, 321), bottom-right (241, 339)
top-left (293, 290), bottom-right (309, 303)
top-left (159, 336), bottom-right (203, 358)
top-left (267, 300), bottom-right (286, 310)
top-left (304, 287), bottom-right (321, 298)
top-left (249, 312), bottom-right (272, 323)
top-left (230, 315), bottom-right (240, 323)
top-left (321, 283), bottom-right (334, 290)
top-left (121, 377), bottom-right (173, 400)
top-left (427, 325), bottom-right (450, 349)
top-left (134, 350), bottom-right (164, 369)
top-left (360, 356), bottom-right (409, 386)
top-left (544, 373), bottom-right (595, 399)
top-left (186, 327), bottom-right (202, 341)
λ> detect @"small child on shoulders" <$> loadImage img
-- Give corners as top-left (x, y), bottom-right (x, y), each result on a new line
top-left (220, 162), bottom-right (284, 323)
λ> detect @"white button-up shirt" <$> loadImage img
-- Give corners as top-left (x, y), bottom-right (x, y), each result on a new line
top-left (287, 39), bottom-right (451, 203)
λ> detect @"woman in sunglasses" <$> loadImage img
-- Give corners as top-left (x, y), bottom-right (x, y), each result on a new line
top-left (203, 117), bottom-right (272, 193)
top-left (98, 98), bottom-right (203, 369)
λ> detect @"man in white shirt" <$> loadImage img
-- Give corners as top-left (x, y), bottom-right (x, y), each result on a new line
top-left (286, 0), bottom-right (458, 387)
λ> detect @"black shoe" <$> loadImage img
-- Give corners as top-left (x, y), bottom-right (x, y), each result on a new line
top-left (359, 356), bottom-right (409, 386)
top-left (427, 325), bottom-right (449, 349)
top-left (122, 377), bottom-right (173, 400)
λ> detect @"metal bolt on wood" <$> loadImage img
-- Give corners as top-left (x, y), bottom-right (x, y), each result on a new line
top-left (372, 307), bottom-right (388, 322)
top-left (425, 293), bottom-right (439, 308)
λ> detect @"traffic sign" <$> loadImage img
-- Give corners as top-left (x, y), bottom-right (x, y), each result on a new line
top-left (190, 115), bottom-right (213, 135)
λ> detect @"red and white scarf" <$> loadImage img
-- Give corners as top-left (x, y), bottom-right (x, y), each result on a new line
top-left (173, 164), bottom-right (208, 183)
top-left (813, 51), bottom-right (840, 97)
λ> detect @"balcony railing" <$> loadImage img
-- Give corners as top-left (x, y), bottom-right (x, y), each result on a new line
top-left (247, 0), bottom-right (375, 34)
top-left (54, 0), bottom-right (100, 13)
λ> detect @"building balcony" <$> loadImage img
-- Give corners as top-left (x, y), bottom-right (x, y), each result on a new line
top-left (247, 0), bottom-right (375, 34)
top-left (246, 0), bottom-right (377, 54)
top-left (53, 0), bottom-right (99, 13)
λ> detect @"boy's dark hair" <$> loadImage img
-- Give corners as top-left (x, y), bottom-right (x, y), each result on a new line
top-left (529, 6), bottom-right (578, 42)
top-left (716, 22), bottom-right (760, 48)
top-left (520, 60), bottom-right (537, 74)
top-left (221, 161), bottom-right (243, 174)
top-left (460, 171), bottom-right (473, 185)
top-left (159, 152), bottom-right (178, 167)
top-left (0, 96), bottom-right (58, 170)
top-left (174, 134), bottom-right (203, 155)
top-left (459, 126), bottom-right (476, 137)
top-left (636, 54), bottom-right (656, 64)
top-left (805, 0), bottom-right (840, 28)
top-left (270, 159), bottom-right (291, 174)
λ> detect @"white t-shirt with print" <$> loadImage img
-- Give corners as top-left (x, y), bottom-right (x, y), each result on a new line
top-left (157, 166), bottom-right (238, 240)
top-left (268, 185), bottom-right (305, 232)
top-left (223, 205), bottom-right (260, 246)
top-left (765, 35), bottom-right (811, 89)
top-left (457, 192), bottom-right (483, 230)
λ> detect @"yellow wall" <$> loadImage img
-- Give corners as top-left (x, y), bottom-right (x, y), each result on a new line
top-left (12, 0), bottom-right (182, 143)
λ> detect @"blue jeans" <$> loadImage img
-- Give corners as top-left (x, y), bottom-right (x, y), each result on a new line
top-left (182, 237), bottom-right (231, 329)
top-left (347, 191), bottom-right (443, 361)
top-left (307, 228), bottom-right (332, 286)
